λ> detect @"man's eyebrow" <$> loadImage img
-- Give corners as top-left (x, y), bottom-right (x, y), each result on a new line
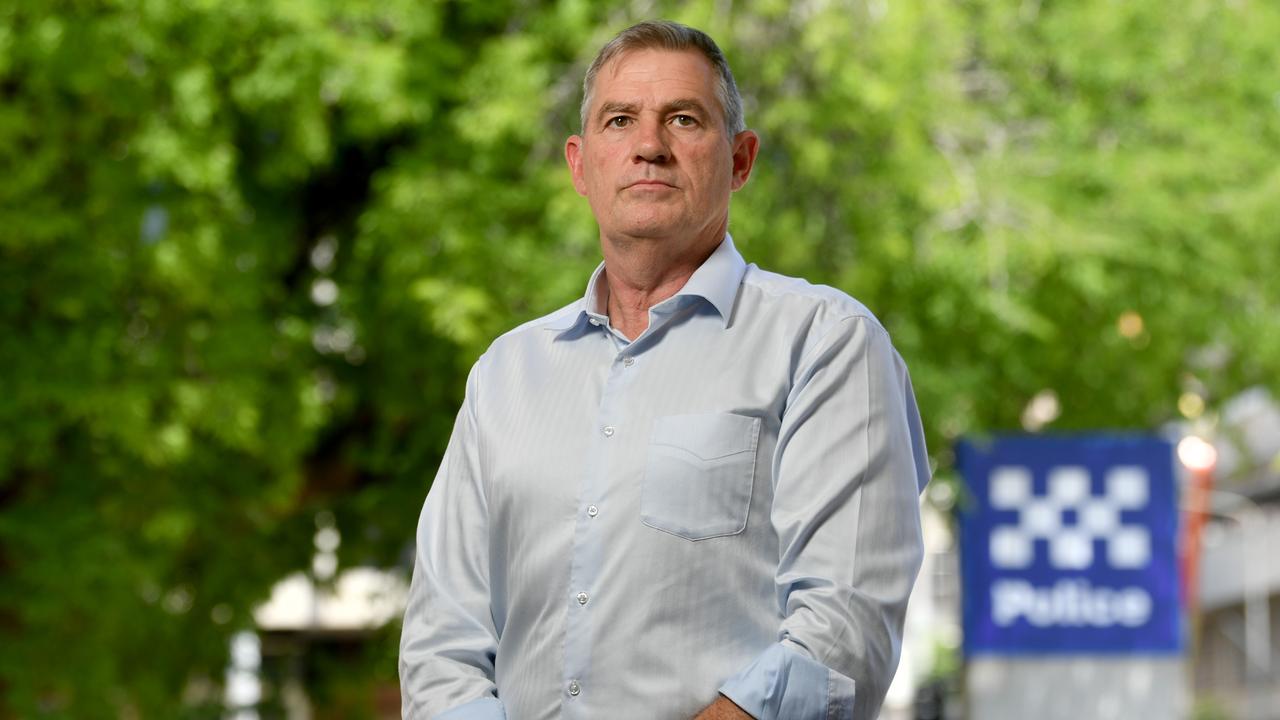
top-left (662, 98), bottom-right (711, 115)
top-left (596, 101), bottom-right (640, 120)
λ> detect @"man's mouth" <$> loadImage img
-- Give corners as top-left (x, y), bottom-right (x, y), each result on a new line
top-left (626, 179), bottom-right (676, 189)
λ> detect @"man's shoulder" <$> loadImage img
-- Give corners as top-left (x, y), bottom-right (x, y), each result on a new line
top-left (474, 297), bottom-right (583, 365)
top-left (501, 298), bottom-right (584, 338)
top-left (739, 264), bottom-right (885, 334)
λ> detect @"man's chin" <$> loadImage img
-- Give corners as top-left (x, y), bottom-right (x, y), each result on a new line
top-left (615, 227), bottom-right (686, 243)
top-left (608, 208), bottom-right (695, 239)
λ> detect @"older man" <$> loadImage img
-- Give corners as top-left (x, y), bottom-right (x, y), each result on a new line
top-left (399, 20), bottom-right (930, 720)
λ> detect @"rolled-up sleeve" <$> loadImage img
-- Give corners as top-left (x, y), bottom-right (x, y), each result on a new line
top-left (400, 365), bottom-right (506, 720)
top-left (719, 316), bottom-right (929, 720)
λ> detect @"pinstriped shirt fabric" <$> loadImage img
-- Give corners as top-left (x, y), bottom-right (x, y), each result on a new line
top-left (399, 236), bottom-right (930, 720)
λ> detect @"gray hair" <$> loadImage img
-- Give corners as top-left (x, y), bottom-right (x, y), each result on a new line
top-left (579, 20), bottom-right (746, 137)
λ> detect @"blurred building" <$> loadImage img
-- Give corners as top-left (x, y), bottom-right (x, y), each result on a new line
top-left (884, 498), bottom-right (962, 720)
top-left (237, 565), bottom-right (406, 719)
top-left (1190, 388), bottom-right (1280, 720)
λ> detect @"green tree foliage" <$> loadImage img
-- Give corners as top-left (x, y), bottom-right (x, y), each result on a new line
top-left (1, 0), bottom-right (1277, 715)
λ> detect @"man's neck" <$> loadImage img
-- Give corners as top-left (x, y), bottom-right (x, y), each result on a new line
top-left (599, 226), bottom-right (724, 341)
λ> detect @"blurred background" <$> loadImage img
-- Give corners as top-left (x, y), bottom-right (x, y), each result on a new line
top-left (1, 0), bottom-right (1277, 718)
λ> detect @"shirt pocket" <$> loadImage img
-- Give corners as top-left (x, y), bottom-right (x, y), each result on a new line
top-left (641, 412), bottom-right (761, 541)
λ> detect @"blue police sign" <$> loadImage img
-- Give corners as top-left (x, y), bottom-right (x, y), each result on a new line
top-left (957, 435), bottom-right (1182, 655)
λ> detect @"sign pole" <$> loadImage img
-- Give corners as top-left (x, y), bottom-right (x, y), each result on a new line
top-left (1176, 436), bottom-right (1216, 667)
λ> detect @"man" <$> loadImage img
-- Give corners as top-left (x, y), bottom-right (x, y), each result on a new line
top-left (400, 20), bottom-right (930, 720)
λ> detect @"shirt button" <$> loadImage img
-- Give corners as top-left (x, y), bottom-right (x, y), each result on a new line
top-left (577, 591), bottom-right (589, 605)
top-left (587, 504), bottom-right (599, 518)
top-left (602, 425), bottom-right (615, 437)
top-left (568, 679), bottom-right (581, 696)
top-left (623, 356), bottom-right (635, 367)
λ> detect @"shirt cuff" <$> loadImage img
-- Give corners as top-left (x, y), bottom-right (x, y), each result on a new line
top-left (718, 643), bottom-right (856, 720)
top-left (432, 696), bottom-right (506, 720)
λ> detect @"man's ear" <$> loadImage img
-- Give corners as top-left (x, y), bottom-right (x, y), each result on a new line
top-left (565, 135), bottom-right (588, 197)
top-left (729, 130), bottom-right (760, 191)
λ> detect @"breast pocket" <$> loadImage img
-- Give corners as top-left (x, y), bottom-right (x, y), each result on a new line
top-left (641, 413), bottom-right (761, 541)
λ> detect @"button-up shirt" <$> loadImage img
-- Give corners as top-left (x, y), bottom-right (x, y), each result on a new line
top-left (399, 236), bottom-right (930, 720)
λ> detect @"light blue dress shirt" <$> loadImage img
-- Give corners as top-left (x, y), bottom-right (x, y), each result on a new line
top-left (399, 236), bottom-right (930, 720)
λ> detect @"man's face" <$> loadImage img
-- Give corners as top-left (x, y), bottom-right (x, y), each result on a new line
top-left (565, 49), bottom-right (757, 247)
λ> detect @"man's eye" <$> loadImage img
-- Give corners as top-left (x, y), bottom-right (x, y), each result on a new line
top-left (607, 116), bottom-right (632, 128)
top-left (672, 115), bottom-right (698, 127)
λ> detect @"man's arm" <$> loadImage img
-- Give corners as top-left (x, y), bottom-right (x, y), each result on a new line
top-left (694, 695), bottom-right (754, 719)
top-left (399, 366), bottom-right (506, 720)
top-left (718, 315), bottom-right (929, 720)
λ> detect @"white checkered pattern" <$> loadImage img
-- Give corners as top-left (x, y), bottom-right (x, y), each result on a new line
top-left (988, 465), bottom-right (1150, 570)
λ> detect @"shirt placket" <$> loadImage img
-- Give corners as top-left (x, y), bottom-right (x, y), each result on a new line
top-left (560, 320), bottom-right (639, 718)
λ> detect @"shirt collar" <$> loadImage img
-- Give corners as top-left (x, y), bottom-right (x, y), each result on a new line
top-left (545, 234), bottom-right (747, 333)
top-left (670, 233), bottom-right (747, 327)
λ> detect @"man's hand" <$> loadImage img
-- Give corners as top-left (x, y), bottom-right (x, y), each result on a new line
top-left (693, 695), bottom-right (754, 719)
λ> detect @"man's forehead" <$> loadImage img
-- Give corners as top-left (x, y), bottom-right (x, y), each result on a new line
top-left (599, 47), bottom-right (717, 86)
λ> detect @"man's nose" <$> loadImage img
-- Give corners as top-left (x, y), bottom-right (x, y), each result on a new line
top-left (632, 119), bottom-right (670, 164)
